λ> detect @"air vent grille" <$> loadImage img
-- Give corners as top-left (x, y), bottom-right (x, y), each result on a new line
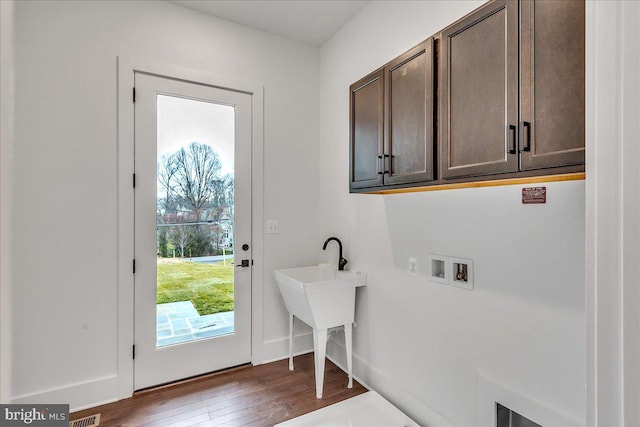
top-left (69, 413), bottom-right (100, 427)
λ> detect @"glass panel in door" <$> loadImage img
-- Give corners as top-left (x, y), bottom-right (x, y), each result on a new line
top-left (155, 95), bottom-right (236, 348)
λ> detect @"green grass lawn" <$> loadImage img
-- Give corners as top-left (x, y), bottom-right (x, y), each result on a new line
top-left (157, 259), bottom-right (234, 316)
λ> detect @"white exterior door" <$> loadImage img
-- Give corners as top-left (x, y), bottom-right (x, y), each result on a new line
top-left (133, 72), bottom-right (252, 390)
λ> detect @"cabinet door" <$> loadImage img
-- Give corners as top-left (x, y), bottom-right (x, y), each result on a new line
top-left (350, 69), bottom-right (384, 191)
top-left (520, 0), bottom-right (585, 170)
top-left (384, 40), bottom-right (435, 185)
top-left (440, 0), bottom-right (519, 179)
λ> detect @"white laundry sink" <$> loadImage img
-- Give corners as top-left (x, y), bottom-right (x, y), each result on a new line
top-left (274, 263), bottom-right (366, 398)
top-left (274, 263), bottom-right (366, 330)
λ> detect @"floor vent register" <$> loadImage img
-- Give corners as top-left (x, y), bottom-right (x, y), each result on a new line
top-left (69, 413), bottom-right (100, 427)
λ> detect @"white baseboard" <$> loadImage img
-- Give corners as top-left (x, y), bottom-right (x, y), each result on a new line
top-left (11, 375), bottom-right (119, 412)
top-left (326, 337), bottom-right (455, 427)
top-left (259, 331), bottom-right (314, 365)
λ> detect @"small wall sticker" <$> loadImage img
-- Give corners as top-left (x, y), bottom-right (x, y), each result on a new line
top-left (522, 186), bottom-right (546, 204)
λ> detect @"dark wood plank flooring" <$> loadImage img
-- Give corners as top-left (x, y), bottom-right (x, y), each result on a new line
top-left (71, 354), bottom-right (367, 426)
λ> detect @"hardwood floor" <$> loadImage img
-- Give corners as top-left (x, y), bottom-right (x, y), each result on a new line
top-left (71, 354), bottom-right (367, 426)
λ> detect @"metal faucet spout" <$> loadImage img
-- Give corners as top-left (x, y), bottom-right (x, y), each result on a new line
top-left (322, 237), bottom-right (348, 271)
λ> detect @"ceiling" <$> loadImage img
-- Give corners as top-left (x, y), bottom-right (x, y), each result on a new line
top-left (169, 0), bottom-right (370, 47)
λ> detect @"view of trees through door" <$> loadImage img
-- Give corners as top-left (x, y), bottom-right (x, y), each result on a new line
top-left (155, 94), bottom-right (236, 347)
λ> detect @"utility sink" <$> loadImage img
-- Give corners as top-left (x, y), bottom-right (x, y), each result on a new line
top-left (274, 263), bottom-right (366, 398)
top-left (274, 263), bottom-right (366, 330)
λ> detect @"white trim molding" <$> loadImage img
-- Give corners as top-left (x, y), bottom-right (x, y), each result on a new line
top-left (0, 0), bottom-right (15, 405)
top-left (116, 56), bottom-right (265, 400)
top-left (586, 1), bottom-right (640, 426)
top-left (620, 1), bottom-right (640, 423)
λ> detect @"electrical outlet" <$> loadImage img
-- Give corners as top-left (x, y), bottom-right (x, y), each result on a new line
top-left (266, 220), bottom-right (279, 234)
top-left (409, 257), bottom-right (418, 276)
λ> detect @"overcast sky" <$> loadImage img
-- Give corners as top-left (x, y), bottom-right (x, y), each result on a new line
top-left (157, 94), bottom-right (235, 177)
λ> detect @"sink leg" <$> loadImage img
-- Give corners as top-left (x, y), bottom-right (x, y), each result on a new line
top-left (344, 322), bottom-right (353, 388)
top-left (288, 313), bottom-right (294, 371)
top-left (313, 328), bottom-right (328, 399)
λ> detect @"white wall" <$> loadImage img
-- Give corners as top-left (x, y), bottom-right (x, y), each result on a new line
top-left (319, 2), bottom-right (585, 426)
top-left (10, 0), bottom-right (320, 409)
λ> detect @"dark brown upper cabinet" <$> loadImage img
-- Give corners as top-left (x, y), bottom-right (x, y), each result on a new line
top-left (349, 69), bottom-right (384, 191)
top-left (440, 0), bottom-right (585, 180)
top-left (519, 0), bottom-right (585, 170)
top-left (350, 41), bottom-right (435, 192)
top-left (439, 0), bottom-right (519, 179)
top-left (384, 40), bottom-right (435, 186)
top-left (350, 0), bottom-right (585, 193)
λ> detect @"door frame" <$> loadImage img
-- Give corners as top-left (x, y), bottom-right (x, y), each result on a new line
top-left (117, 56), bottom-right (264, 400)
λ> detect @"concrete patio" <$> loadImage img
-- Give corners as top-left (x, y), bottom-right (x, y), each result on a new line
top-left (156, 301), bottom-right (234, 347)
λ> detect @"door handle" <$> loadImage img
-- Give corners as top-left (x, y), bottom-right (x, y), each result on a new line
top-left (520, 121), bottom-right (531, 152)
top-left (236, 259), bottom-right (251, 268)
top-left (508, 125), bottom-right (517, 154)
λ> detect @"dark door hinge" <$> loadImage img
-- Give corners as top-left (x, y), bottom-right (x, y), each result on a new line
top-left (133, 259), bottom-right (136, 274)
top-left (133, 173), bottom-right (136, 188)
top-left (133, 87), bottom-right (136, 103)
top-left (132, 345), bottom-right (136, 360)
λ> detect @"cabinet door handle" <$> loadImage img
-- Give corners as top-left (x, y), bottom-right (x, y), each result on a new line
top-left (377, 155), bottom-right (383, 175)
top-left (383, 154), bottom-right (390, 174)
top-left (520, 121), bottom-right (531, 152)
top-left (508, 125), bottom-right (517, 154)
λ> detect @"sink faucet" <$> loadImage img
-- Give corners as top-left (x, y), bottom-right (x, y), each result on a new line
top-left (322, 237), bottom-right (348, 271)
